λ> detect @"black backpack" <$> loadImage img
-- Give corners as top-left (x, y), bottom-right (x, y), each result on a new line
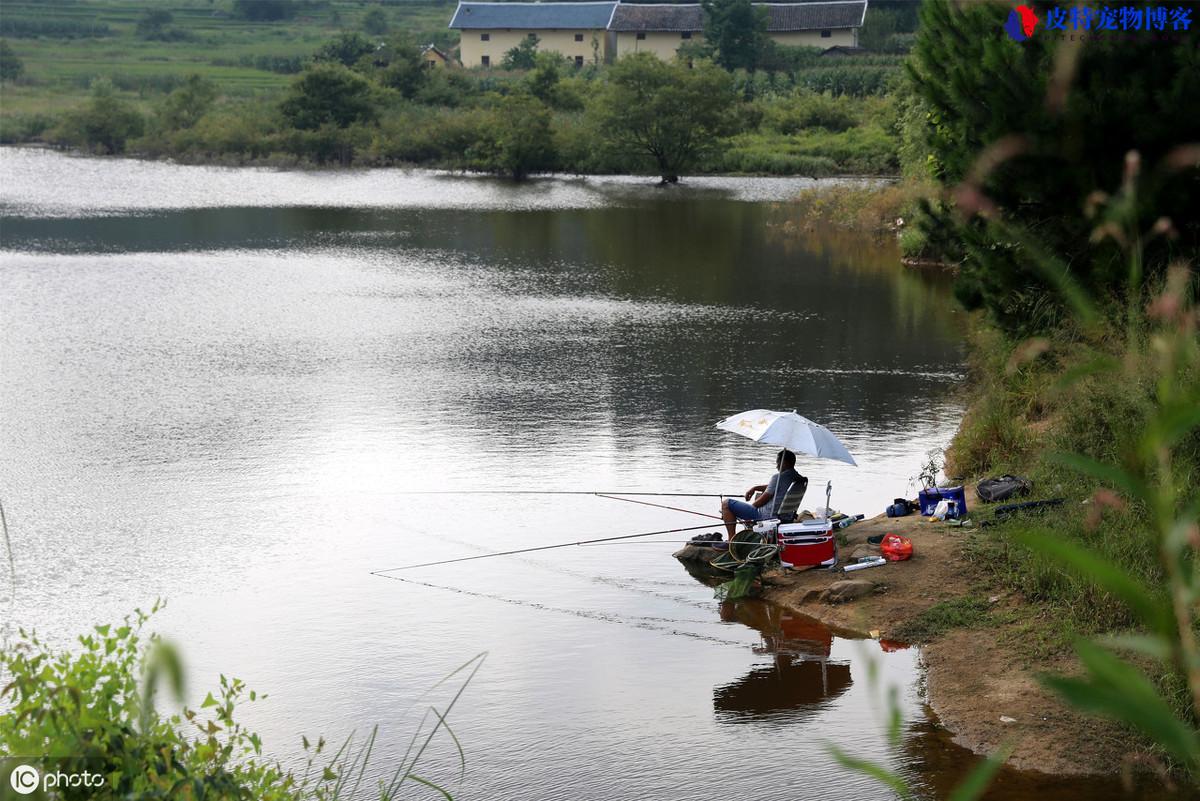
top-left (977, 475), bottom-right (1032, 503)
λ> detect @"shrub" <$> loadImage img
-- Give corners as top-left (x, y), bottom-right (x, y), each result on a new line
top-left (51, 78), bottom-right (145, 154)
top-left (0, 605), bottom-right (484, 799)
top-left (159, 75), bottom-right (219, 131)
top-left (761, 90), bottom-right (857, 134)
top-left (280, 64), bottom-right (377, 130)
top-left (501, 36), bottom-right (539, 70)
top-left (0, 605), bottom-right (300, 799)
top-left (313, 32), bottom-right (376, 68)
top-left (232, 0), bottom-right (298, 22)
top-left (0, 111), bottom-right (56, 143)
top-left (168, 103), bottom-right (280, 160)
top-left (414, 68), bottom-right (476, 108)
top-left (362, 7), bottom-right (389, 35)
top-left (369, 106), bottom-right (490, 166)
top-left (0, 38), bottom-right (22, 81)
top-left (373, 39), bottom-right (428, 99)
top-left (470, 92), bottom-right (557, 179)
top-left (135, 9), bottom-right (193, 42)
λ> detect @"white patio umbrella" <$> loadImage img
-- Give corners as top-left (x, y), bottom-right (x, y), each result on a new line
top-left (715, 409), bottom-right (858, 466)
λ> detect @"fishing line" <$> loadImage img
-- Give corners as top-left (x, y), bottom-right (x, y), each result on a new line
top-left (428, 530), bottom-right (719, 610)
top-left (592, 493), bottom-right (722, 520)
top-left (371, 522), bottom-right (717, 574)
top-left (375, 519), bottom-right (725, 611)
top-left (372, 571), bottom-right (752, 649)
top-left (382, 484), bottom-right (837, 498)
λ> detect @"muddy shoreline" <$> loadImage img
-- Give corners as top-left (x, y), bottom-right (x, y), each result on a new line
top-left (675, 510), bottom-right (1135, 778)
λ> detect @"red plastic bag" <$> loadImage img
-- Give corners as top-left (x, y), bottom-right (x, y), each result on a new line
top-left (880, 533), bottom-right (913, 562)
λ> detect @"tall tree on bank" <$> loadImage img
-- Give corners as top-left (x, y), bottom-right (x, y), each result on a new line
top-left (908, 0), bottom-right (1200, 335)
top-left (590, 54), bottom-right (738, 183)
top-left (279, 64), bottom-right (376, 130)
top-left (702, 0), bottom-right (768, 71)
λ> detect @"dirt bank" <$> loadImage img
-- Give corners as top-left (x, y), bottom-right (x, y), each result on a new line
top-left (675, 511), bottom-right (1134, 777)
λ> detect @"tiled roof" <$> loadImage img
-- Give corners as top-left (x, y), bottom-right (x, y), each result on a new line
top-left (763, 2), bottom-right (868, 31)
top-left (449, 2), bottom-right (618, 30)
top-left (449, 2), bottom-right (868, 33)
top-left (610, 4), bottom-right (703, 32)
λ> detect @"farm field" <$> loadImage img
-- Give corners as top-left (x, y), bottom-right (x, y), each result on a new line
top-left (1, 0), bottom-right (457, 108)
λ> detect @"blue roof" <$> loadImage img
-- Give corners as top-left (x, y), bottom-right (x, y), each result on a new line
top-left (450, 2), bottom-right (618, 30)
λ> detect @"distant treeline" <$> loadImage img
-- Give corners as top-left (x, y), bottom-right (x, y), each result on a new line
top-left (6, 38), bottom-right (909, 180)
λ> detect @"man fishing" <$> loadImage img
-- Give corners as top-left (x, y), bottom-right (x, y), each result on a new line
top-left (720, 449), bottom-right (807, 540)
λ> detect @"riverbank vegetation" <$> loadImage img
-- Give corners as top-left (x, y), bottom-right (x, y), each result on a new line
top-left (0, 0), bottom-right (916, 180)
top-left (0, 602), bottom-right (483, 799)
top-left (892, 0), bottom-right (1200, 782)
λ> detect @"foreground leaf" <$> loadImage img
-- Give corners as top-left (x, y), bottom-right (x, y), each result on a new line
top-left (826, 743), bottom-right (912, 800)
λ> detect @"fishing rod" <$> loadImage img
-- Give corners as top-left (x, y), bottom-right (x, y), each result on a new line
top-left (386, 490), bottom-right (737, 497)
top-left (370, 521), bottom-right (720, 573)
top-left (577, 540), bottom-right (726, 546)
top-left (592, 493), bottom-right (722, 520)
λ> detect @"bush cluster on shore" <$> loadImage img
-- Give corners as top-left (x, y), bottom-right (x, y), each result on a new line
top-left (0, 603), bottom-right (482, 800)
top-left (1, 30), bottom-right (906, 180)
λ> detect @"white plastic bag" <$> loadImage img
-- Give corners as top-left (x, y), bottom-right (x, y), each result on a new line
top-left (933, 499), bottom-right (950, 520)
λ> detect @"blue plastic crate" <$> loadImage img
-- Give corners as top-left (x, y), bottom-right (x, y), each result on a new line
top-left (918, 486), bottom-right (967, 518)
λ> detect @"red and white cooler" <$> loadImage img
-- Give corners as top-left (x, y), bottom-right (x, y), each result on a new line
top-left (777, 519), bottom-right (837, 569)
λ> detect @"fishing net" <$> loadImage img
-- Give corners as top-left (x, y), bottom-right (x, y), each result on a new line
top-left (715, 563), bottom-right (759, 601)
top-left (712, 530), bottom-right (778, 601)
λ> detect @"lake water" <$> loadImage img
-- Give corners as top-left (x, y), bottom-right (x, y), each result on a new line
top-left (0, 148), bottom-right (1174, 800)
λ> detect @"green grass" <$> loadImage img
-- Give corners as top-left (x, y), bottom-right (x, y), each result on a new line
top-left (1, 0), bottom-right (457, 106)
top-left (892, 596), bottom-right (992, 642)
top-left (943, 312), bottom-right (1199, 652)
top-left (0, 1), bottom-right (907, 175)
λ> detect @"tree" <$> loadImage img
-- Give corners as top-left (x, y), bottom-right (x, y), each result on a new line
top-left (374, 36), bottom-right (427, 99)
top-left (702, 0), bottom-right (767, 72)
top-left (0, 39), bottom-right (22, 82)
top-left (362, 7), bottom-right (388, 35)
top-left (58, 78), bottom-right (145, 153)
top-left (279, 64), bottom-right (376, 130)
top-left (135, 9), bottom-right (173, 39)
top-left (474, 92), bottom-right (556, 180)
top-left (313, 32), bottom-right (376, 68)
top-left (590, 53), bottom-right (739, 183)
top-left (908, 1), bottom-right (1200, 335)
top-left (232, 0), bottom-right (297, 22)
top-left (501, 35), bottom-right (539, 70)
top-left (160, 74), bottom-right (219, 130)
